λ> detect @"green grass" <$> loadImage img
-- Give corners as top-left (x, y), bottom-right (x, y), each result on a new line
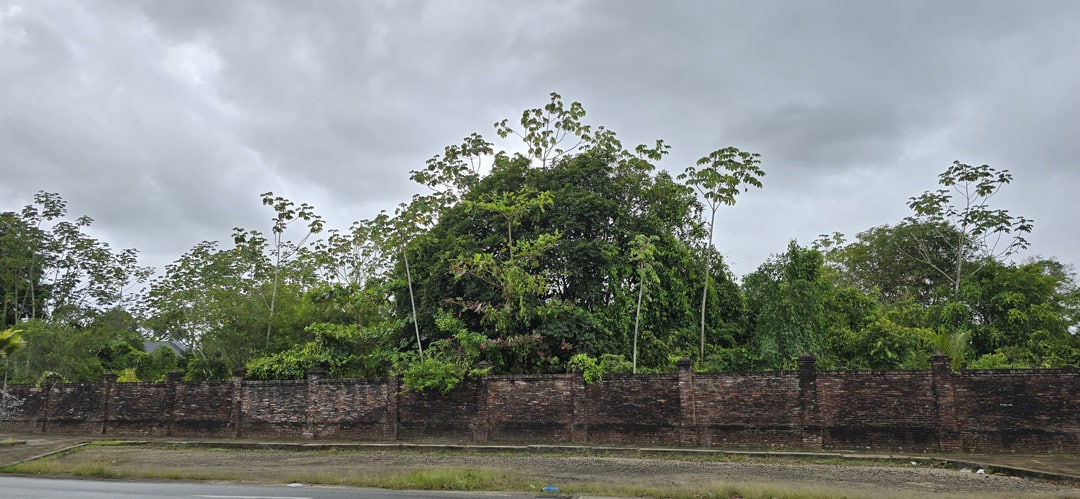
top-left (4, 456), bottom-right (249, 482)
top-left (5, 457), bottom-right (120, 478)
top-left (334, 467), bottom-right (520, 491)
top-left (559, 482), bottom-right (845, 499)
top-left (0, 442), bottom-right (1006, 499)
top-left (5, 453), bottom-right (850, 499)
top-left (283, 466), bottom-right (843, 499)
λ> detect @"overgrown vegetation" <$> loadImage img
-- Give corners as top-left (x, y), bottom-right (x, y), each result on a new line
top-left (2, 93), bottom-right (1077, 392)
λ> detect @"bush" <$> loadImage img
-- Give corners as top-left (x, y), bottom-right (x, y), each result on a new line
top-left (400, 357), bottom-right (466, 394)
top-left (567, 353), bottom-right (631, 384)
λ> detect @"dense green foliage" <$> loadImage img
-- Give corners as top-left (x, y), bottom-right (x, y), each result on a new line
top-left (3, 94), bottom-right (1078, 389)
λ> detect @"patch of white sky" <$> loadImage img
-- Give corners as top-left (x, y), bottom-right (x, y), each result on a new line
top-left (0, 4), bottom-right (26, 47)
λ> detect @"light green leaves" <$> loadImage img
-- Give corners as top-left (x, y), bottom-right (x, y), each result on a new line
top-left (680, 147), bottom-right (765, 210)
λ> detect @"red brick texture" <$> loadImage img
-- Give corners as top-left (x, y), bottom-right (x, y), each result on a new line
top-left (1, 356), bottom-right (1076, 453)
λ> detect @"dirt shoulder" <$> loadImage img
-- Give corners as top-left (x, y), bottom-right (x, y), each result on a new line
top-left (0, 434), bottom-right (90, 466)
top-left (2, 435), bottom-right (1078, 498)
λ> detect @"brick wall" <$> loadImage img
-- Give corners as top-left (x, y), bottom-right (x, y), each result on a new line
top-left (583, 374), bottom-right (682, 445)
top-left (692, 372), bottom-right (803, 448)
top-left (816, 370), bottom-right (938, 451)
top-left (952, 369), bottom-right (1080, 453)
top-left (1, 355), bottom-right (1076, 454)
top-left (485, 375), bottom-right (576, 443)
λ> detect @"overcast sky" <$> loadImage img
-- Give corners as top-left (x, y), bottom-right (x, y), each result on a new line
top-left (2, 0), bottom-right (1078, 279)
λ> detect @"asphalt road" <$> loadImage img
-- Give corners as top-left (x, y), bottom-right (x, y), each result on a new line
top-left (0, 476), bottom-right (529, 499)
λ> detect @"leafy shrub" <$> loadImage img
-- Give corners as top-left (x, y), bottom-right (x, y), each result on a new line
top-left (401, 357), bottom-right (466, 394)
top-left (567, 353), bottom-right (631, 384)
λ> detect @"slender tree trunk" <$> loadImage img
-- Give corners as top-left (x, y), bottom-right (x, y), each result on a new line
top-left (402, 246), bottom-right (423, 359)
top-left (1, 290), bottom-right (8, 327)
top-left (265, 270), bottom-right (278, 349)
top-left (953, 227), bottom-right (966, 299)
top-left (506, 220), bottom-right (514, 262)
top-left (633, 280), bottom-right (644, 374)
top-left (699, 212), bottom-right (716, 360)
top-left (265, 238), bottom-right (281, 350)
top-left (28, 256), bottom-right (38, 319)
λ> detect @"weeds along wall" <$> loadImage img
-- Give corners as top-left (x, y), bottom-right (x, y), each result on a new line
top-left (1, 355), bottom-right (1077, 454)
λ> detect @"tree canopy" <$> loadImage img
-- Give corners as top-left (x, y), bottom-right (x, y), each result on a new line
top-left (2, 94), bottom-right (1077, 387)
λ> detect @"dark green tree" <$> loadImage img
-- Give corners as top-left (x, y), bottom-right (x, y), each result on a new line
top-left (830, 222), bottom-right (967, 307)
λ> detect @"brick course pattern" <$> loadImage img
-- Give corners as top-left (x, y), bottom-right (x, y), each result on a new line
top-left (1, 355), bottom-right (1076, 453)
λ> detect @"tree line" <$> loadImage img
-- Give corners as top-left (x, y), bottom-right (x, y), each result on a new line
top-left (2, 93), bottom-right (1077, 390)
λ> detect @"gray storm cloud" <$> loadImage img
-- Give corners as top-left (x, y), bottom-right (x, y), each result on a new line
top-left (2, 0), bottom-right (1078, 276)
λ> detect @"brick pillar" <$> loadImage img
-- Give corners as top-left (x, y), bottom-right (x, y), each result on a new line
top-left (99, 373), bottom-right (117, 434)
top-left (304, 368), bottom-right (325, 440)
top-left (676, 358), bottom-right (698, 446)
top-left (164, 371), bottom-right (183, 437)
top-left (385, 375), bottom-right (399, 441)
top-left (931, 354), bottom-right (962, 452)
top-left (229, 367), bottom-right (246, 438)
top-left (797, 353), bottom-right (822, 449)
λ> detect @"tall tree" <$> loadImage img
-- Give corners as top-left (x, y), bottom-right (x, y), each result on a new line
top-left (629, 234), bottom-right (659, 373)
top-left (1, 192), bottom-right (151, 325)
top-left (250, 192), bottom-right (324, 349)
top-left (0, 212), bottom-right (46, 326)
top-left (679, 147), bottom-right (765, 360)
top-left (959, 258), bottom-right (1080, 365)
top-left (405, 147), bottom-right (724, 371)
top-left (906, 161), bottom-right (1033, 299)
top-left (380, 196), bottom-right (443, 359)
top-left (494, 92), bottom-right (620, 169)
top-left (743, 241), bottom-right (830, 369)
top-left (311, 218), bottom-right (393, 330)
top-left (831, 222), bottom-right (965, 306)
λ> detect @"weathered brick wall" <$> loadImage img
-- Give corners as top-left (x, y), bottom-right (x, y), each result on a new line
top-left (107, 382), bottom-right (170, 435)
top-left (816, 370), bottom-right (938, 451)
top-left (171, 380), bottom-right (235, 437)
top-left (240, 380), bottom-right (309, 438)
top-left (692, 372), bottom-right (803, 448)
top-left (308, 378), bottom-right (392, 440)
top-left (485, 374), bottom-right (576, 443)
top-left (0, 384), bottom-right (43, 432)
top-left (583, 374), bottom-right (682, 445)
top-left (953, 370), bottom-right (1080, 453)
top-left (44, 383), bottom-right (106, 433)
top-left (1, 358), bottom-right (1077, 454)
top-left (396, 379), bottom-right (482, 442)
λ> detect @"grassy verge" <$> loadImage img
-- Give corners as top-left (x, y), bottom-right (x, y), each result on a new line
top-left (4, 454), bottom-right (843, 499)
top-left (0, 442), bottom-right (989, 499)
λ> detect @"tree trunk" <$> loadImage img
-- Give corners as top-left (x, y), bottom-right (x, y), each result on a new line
top-left (402, 246), bottom-right (423, 359)
top-left (699, 212), bottom-right (716, 360)
top-left (633, 279), bottom-right (644, 374)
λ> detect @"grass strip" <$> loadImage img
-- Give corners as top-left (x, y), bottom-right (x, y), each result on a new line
top-left (3, 447), bottom-right (855, 499)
